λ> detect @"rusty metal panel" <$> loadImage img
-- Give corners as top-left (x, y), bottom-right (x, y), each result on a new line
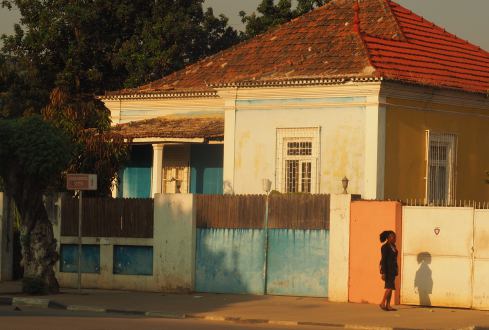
top-left (473, 210), bottom-right (489, 310)
top-left (401, 206), bottom-right (473, 308)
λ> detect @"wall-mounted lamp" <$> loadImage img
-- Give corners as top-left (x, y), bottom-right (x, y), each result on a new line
top-left (342, 176), bottom-right (349, 194)
top-left (262, 178), bottom-right (272, 194)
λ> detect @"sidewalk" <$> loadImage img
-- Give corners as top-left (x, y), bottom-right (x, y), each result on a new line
top-left (1, 281), bottom-right (488, 329)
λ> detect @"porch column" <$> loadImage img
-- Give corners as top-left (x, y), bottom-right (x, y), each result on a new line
top-left (364, 95), bottom-right (386, 199)
top-left (152, 144), bottom-right (164, 197)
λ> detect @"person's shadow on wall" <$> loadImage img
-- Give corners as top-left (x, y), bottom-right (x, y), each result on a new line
top-left (415, 252), bottom-right (433, 306)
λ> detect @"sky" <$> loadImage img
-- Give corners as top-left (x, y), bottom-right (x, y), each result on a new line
top-left (1, 1), bottom-right (488, 51)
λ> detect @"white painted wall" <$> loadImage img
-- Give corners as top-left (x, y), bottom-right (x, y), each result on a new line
top-left (328, 194), bottom-right (351, 302)
top-left (233, 104), bottom-right (366, 195)
top-left (471, 210), bottom-right (489, 310)
top-left (55, 194), bottom-right (196, 292)
top-left (154, 194), bottom-right (196, 291)
top-left (401, 206), bottom-right (474, 308)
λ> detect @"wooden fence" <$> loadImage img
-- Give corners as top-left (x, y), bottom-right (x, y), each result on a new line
top-left (61, 197), bottom-right (154, 238)
top-left (196, 194), bottom-right (330, 229)
top-left (195, 194), bottom-right (265, 228)
top-left (268, 194), bottom-right (330, 229)
top-left (61, 194), bottom-right (331, 237)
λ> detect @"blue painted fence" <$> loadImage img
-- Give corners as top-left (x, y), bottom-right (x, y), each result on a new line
top-left (195, 229), bottom-right (329, 297)
top-left (196, 229), bottom-right (265, 294)
top-left (267, 230), bottom-right (329, 297)
top-left (113, 245), bottom-right (153, 276)
top-left (60, 244), bottom-right (100, 273)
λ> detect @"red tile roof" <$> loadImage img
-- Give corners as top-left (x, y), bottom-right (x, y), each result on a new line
top-left (112, 116), bottom-right (224, 141)
top-left (108, 0), bottom-right (489, 96)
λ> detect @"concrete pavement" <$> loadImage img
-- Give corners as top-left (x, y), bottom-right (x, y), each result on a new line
top-left (1, 281), bottom-right (489, 329)
top-left (0, 306), bottom-right (338, 330)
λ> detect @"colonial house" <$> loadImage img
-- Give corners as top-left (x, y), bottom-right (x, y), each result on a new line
top-left (102, 0), bottom-right (489, 204)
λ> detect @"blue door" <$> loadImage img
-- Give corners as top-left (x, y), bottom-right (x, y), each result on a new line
top-left (190, 145), bottom-right (223, 194)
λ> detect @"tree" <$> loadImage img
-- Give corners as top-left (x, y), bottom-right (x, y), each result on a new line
top-left (114, 1), bottom-right (240, 87)
top-left (240, 0), bottom-right (330, 39)
top-left (0, 116), bottom-right (74, 293)
top-left (0, 0), bottom-right (240, 293)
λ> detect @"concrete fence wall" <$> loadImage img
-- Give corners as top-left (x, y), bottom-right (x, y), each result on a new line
top-left (53, 193), bottom-right (352, 297)
top-left (348, 201), bottom-right (402, 305)
top-left (54, 194), bottom-right (195, 292)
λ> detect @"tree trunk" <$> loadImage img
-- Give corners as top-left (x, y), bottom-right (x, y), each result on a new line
top-left (7, 173), bottom-right (59, 294)
top-left (20, 212), bottom-right (59, 294)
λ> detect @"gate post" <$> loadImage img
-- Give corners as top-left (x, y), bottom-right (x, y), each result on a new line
top-left (154, 193), bottom-right (196, 292)
top-left (328, 194), bottom-right (351, 302)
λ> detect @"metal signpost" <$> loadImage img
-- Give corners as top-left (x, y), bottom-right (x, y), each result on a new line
top-left (66, 174), bottom-right (97, 293)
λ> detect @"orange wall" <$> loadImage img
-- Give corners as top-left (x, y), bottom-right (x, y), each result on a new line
top-left (384, 97), bottom-right (489, 203)
top-left (349, 201), bottom-right (402, 305)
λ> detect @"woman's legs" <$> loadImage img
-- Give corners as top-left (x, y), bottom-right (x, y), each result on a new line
top-left (385, 290), bottom-right (397, 311)
top-left (380, 289), bottom-right (391, 309)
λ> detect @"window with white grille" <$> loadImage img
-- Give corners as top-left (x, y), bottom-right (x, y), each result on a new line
top-left (426, 131), bottom-right (457, 205)
top-left (277, 128), bottom-right (320, 193)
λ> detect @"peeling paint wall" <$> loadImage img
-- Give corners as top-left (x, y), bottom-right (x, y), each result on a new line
top-left (267, 229), bottom-right (329, 297)
top-left (55, 194), bottom-right (196, 293)
top-left (195, 228), bottom-right (330, 297)
top-left (233, 96), bottom-right (367, 195)
top-left (195, 228), bottom-right (265, 295)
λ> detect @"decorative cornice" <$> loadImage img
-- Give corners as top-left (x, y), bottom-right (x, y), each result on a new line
top-left (210, 77), bottom-right (383, 89)
top-left (99, 90), bottom-right (218, 101)
top-left (100, 77), bottom-right (384, 100)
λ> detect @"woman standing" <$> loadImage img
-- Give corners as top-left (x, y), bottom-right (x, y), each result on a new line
top-left (379, 230), bottom-right (398, 311)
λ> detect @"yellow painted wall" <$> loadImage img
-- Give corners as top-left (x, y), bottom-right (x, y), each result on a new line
top-left (385, 97), bottom-right (489, 203)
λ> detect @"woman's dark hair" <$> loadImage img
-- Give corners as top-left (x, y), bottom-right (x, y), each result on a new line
top-left (380, 230), bottom-right (395, 243)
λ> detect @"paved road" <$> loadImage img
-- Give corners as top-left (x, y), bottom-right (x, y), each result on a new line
top-left (0, 306), bottom-right (343, 330)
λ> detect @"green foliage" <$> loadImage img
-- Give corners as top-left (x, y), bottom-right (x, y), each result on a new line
top-left (240, 0), bottom-right (330, 39)
top-left (0, 115), bottom-right (74, 188)
top-left (113, 1), bottom-right (240, 87)
top-left (0, 1), bottom-right (240, 196)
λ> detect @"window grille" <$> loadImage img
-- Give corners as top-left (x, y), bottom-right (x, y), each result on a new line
top-left (276, 127), bottom-right (320, 193)
top-left (426, 131), bottom-right (457, 205)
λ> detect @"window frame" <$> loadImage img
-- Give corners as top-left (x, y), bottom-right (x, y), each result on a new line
top-left (425, 131), bottom-right (458, 205)
top-left (276, 127), bottom-right (320, 194)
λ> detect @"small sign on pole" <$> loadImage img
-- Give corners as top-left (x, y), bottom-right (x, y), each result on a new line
top-left (66, 174), bottom-right (97, 293)
top-left (66, 174), bottom-right (97, 191)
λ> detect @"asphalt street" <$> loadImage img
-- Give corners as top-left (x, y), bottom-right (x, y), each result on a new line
top-left (0, 306), bottom-right (343, 330)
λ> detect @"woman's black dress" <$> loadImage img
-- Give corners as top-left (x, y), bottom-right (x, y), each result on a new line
top-left (380, 243), bottom-right (398, 289)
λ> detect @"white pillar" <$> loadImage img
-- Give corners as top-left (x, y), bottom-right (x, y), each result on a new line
top-left (328, 194), bottom-right (351, 302)
top-left (364, 96), bottom-right (386, 200)
top-left (152, 144), bottom-right (164, 197)
top-left (219, 88), bottom-right (238, 194)
top-left (154, 194), bottom-right (196, 292)
top-left (0, 192), bottom-right (13, 281)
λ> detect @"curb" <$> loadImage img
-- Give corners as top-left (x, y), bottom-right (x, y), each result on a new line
top-left (0, 296), bottom-right (484, 330)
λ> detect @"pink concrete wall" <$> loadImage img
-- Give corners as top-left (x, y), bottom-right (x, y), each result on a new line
top-left (349, 201), bottom-right (402, 305)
